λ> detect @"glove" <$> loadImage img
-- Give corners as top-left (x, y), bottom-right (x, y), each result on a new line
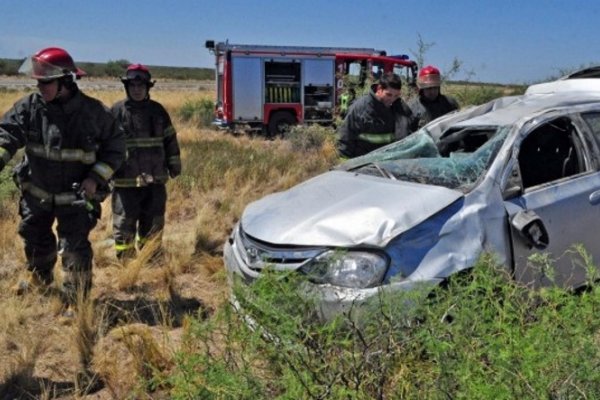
top-left (81, 177), bottom-right (98, 199)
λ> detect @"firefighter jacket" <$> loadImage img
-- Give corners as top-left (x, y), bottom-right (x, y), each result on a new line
top-left (0, 90), bottom-right (125, 205)
top-left (337, 87), bottom-right (414, 158)
top-left (110, 99), bottom-right (181, 188)
top-left (408, 93), bottom-right (459, 130)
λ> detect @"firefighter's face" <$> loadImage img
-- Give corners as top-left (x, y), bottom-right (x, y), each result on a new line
top-left (128, 81), bottom-right (148, 101)
top-left (375, 86), bottom-right (401, 107)
top-left (422, 87), bottom-right (440, 101)
top-left (37, 79), bottom-right (59, 102)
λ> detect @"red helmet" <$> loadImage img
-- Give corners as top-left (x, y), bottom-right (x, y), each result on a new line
top-left (19, 47), bottom-right (86, 80)
top-left (417, 65), bottom-right (441, 89)
top-left (121, 64), bottom-right (153, 83)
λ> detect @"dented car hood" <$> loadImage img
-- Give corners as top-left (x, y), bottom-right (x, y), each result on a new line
top-left (241, 170), bottom-right (463, 247)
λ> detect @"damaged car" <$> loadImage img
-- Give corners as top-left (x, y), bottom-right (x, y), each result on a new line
top-left (224, 75), bottom-right (600, 319)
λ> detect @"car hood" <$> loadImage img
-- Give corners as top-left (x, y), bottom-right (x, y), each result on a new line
top-left (241, 170), bottom-right (463, 247)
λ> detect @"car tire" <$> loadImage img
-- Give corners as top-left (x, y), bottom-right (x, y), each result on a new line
top-left (268, 111), bottom-right (296, 138)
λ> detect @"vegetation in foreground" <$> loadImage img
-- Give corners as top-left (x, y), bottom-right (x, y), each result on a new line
top-left (175, 252), bottom-right (600, 399)
top-left (0, 83), bottom-right (597, 399)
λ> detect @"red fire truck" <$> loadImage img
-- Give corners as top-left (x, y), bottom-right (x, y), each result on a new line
top-left (205, 40), bottom-right (418, 136)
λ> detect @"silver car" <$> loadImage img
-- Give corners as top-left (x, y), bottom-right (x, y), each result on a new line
top-left (224, 76), bottom-right (600, 319)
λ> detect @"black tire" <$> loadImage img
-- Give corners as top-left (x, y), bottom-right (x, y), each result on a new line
top-left (267, 111), bottom-right (296, 138)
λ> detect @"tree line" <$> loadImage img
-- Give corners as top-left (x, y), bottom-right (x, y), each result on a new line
top-left (0, 58), bottom-right (214, 80)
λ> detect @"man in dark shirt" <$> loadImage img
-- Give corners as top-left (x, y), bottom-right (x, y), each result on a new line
top-left (409, 65), bottom-right (459, 130)
top-left (337, 73), bottom-right (414, 159)
top-left (0, 47), bottom-right (125, 312)
top-left (110, 64), bottom-right (181, 262)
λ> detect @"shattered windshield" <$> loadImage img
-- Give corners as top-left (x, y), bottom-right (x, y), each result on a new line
top-left (340, 128), bottom-right (509, 192)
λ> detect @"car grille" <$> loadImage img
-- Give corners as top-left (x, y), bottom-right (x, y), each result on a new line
top-left (235, 226), bottom-right (326, 273)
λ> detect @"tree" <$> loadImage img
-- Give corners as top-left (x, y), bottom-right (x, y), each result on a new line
top-left (104, 59), bottom-right (131, 77)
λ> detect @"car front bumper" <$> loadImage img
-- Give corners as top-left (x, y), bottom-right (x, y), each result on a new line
top-left (223, 237), bottom-right (441, 321)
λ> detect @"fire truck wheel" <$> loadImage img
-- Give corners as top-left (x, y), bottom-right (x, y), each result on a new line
top-left (268, 111), bottom-right (296, 138)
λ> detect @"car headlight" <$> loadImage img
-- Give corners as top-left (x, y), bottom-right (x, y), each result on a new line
top-left (300, 250), bottom-right (389, 289)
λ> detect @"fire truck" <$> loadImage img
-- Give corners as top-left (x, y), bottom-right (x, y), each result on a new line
top-left (204, 40), bottom-right (418, 136)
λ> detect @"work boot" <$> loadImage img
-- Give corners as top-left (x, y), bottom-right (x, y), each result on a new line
top-left (12, 271), bottom-right (54, 295)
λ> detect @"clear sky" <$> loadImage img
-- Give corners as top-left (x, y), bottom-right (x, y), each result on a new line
top-left (1, 0), bottom-right (599, 84)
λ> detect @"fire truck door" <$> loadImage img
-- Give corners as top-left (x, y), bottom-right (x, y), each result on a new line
top-left (232, 57), bottom-right (263, 121)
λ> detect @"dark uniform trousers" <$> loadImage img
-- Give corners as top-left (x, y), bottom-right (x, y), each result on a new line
top-left (18, 192), bottom-right (97, 303)
top-left (112, 184), bottom-right (167, 260)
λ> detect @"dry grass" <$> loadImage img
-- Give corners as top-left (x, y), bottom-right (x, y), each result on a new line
top-left (0, 83), bottom-right (337, 398)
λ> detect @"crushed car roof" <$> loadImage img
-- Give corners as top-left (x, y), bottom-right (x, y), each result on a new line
top-left (433, 78), bottom-right (600, 131)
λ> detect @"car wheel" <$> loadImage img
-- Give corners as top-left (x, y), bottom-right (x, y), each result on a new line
top-left (268, 111), bottom-right (296, 138)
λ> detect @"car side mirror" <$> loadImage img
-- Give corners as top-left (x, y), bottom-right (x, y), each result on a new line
top-left (510, 210), bottom-right (549, 250)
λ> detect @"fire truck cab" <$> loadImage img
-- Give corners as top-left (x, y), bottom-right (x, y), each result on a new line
top-left (205, 40), bottom-right (418, 136)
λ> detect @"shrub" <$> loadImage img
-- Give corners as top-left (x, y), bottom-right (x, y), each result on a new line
top-left (0, 164), bottom-right (19, 213)
top-left (284, 123), bottom-right (337, 152)
top-left (162, 251), bottom-right (600, 399)
top-left (452, 83), bottom-right (526, 107)
top-left (104, 59), bottom-right (131, 77)
top-left (178, 98), bottom-right (215, 128)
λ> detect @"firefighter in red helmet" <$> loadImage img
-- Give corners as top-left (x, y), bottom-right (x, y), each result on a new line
top-left (408, 65), bottom-right (459, 130)
top-left (0, 47), bottom-right (125, 315)
top-left (110, 64), bottom-right (181, 262)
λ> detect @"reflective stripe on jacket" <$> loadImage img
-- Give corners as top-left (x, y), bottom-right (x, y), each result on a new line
top-left (337, 88), bottom-right (414, 158)
top-left (20, 181), bottom-right (79, 206)
top-left (357, 132), bottom-right (396, 144)
top-left (0, 91), bottom-right (125, 194)
top-left (111, 99), bottom-right (181, 188)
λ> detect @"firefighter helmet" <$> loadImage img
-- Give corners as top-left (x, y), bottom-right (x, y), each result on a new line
top-left (417, 65), bottom-right (441, 89)
top-left (121, 64), bottom-right (154, 87)
top-left (18, 47), bottom-right (86, 80)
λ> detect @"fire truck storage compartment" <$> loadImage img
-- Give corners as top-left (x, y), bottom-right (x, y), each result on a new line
top-left (303, 58), bottom-right (335, 122)
top-left (265, 60), bottom-right (301, 103)
top-left (232, 57), bottom-right (263, 121)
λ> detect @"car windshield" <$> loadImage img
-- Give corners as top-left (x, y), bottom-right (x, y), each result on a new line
top-left (339, 127), bottom-right (509, 192)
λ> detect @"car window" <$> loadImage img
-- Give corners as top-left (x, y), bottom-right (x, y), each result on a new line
top-left (518, 117), bottom-right (584, 189)
top-left (582, 112), bottom-right (600, 139)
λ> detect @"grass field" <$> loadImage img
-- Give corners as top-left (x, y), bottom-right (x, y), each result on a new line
top-left (0, 85), bottom-right (338, 399)
top-left (1, 83), bottom-right (598, 399)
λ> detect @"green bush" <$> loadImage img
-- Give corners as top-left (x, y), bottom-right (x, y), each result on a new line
top-left (0, 163), bottom-right (19, 214)
top-left (104, 59), bottom-right (131, 77)
top-left (454, 84), bottom-right (527, 107)
top-left (160, 250), bottom-right (600, 399)
top-left (177, 99), bottom-right (215, 128)
top-left (284, 124), bottom-right (336, 152)
top-left (403, 252), bottom-right (600, 398)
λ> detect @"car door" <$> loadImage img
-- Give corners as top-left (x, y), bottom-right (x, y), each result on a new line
top-left (504, 113), bottom-right (600, 289)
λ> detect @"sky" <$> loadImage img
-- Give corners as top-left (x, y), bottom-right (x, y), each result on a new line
top-left (1, 0), bottom-right (599, 85)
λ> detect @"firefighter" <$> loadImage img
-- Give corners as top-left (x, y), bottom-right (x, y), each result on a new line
top-left (110, 64), bottom-right (181, 262)
top-left (408, 65), bottom-right (459, 130)
top-left (337, 73), bottom-right (414, 159)
top-left (0, 47), bottom-right (125, 311)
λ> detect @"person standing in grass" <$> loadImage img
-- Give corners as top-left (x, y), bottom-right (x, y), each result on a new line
top-left (337, 73), bottom-right (414, 159)
top-left (110, 64), bottom-right (181, 262)
top-left (408, 65), bottom-right (459, 130)
top-left (0, 47), bottom-right (125, 313)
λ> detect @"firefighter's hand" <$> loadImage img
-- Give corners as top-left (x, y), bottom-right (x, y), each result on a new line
top-left (81, 178), bottom-right (97, 199)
